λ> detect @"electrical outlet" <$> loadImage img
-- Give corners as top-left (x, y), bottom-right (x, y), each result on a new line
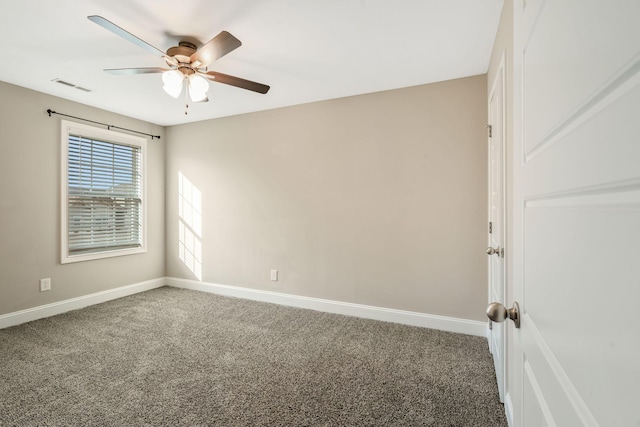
top-left (270, 269), bottom-right (278, 281)
top-left (39, 278), bottom-right (51, 292)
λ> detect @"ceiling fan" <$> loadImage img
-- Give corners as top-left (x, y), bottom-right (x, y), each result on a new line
top-left (88, 15), bottom-right (270, 110)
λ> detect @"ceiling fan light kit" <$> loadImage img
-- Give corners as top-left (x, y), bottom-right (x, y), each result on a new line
top-left (161, 70), bottom-right (184, 98)
top-left (87, 15), bottom-right (269, 114)
top-left (188, 75), bottom-right (209, 102)
top-left (161, 70), bottom-right (209, 102)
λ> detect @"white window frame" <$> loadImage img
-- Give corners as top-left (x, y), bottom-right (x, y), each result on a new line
top-left (61, 120), bottom-right (147, 264)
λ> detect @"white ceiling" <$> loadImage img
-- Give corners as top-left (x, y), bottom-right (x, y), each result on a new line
top-left (0, 0), bottom-right (503, 126)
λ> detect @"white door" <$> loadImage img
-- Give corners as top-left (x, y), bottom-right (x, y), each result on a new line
top-left (510, 0), bottom-right (640, 425)
top-left (487, 53), bottom-right (506, 403)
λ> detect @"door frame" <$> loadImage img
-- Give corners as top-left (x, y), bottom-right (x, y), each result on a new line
top-left (487, 49), bottom-right (508, 403)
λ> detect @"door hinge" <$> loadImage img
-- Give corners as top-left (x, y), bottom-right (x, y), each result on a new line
top-left (489, 222), bottom-right (493, 234)
top-left (486, 124), bottom-right (492, 138)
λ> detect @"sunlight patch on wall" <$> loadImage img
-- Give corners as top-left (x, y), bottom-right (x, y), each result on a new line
top-left (178, 172), bottom-right (202, 280)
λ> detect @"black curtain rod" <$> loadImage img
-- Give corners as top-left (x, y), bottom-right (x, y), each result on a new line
top-left (46, 109), bottom-right (161, 140)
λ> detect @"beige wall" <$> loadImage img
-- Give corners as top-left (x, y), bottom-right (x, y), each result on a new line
top-left (166, 75), bottom-right (488, 321)
top-left (0, 74), bottom-right (489, 322)
top-left (0, 81), bottom-right (165, 315)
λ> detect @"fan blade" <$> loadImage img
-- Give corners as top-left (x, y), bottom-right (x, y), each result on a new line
top-left (191, 31), bottom-right (241, 66)
top-left (202, 71), bottom-right (270, 94)
top-left (88, 15), bottom-right (166, 58)
top-left (105, 67), bottom-right (169, 75)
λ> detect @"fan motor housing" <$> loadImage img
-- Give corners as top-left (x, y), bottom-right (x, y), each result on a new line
top-left (167, 41), bottom-right (197, 57)
top-left (166, 41), bottom-right (198, 73)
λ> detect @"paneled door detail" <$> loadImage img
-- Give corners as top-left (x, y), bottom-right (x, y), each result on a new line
top-left (512, 0), bottom-right (640, 425)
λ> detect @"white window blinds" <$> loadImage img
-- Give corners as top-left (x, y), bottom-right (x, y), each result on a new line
top-left (66, 134), bottom-right (142, 255)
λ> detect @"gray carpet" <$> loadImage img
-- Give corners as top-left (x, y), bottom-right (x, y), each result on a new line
top-left (0, 287), bottom-right (507, 426)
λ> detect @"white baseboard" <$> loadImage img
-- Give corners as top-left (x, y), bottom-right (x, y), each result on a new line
top-left (505, 392), bottom-right (514, 427)
top-left (1, 277), bottom-right (487, 337)
top-left (0, 278), bottom-right (165, 329)
top-left (165, 277), bottom-right (486, 337)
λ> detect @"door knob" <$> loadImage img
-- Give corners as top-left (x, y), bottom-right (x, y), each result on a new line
top-left (486, 246), bottom-right (501, 256)
top-left (486, 301), bottom-right (520, 328)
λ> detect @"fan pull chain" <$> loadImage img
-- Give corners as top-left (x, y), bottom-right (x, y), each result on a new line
top-left (184, 79), bottom-right (189, 115)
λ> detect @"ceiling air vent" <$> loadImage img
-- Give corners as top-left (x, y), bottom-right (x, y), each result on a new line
top-left (52, 78), bottom-right (93, 93)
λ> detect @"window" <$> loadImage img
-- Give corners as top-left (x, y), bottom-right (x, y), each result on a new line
top-left (61, 120), bottom-right (146, 263)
